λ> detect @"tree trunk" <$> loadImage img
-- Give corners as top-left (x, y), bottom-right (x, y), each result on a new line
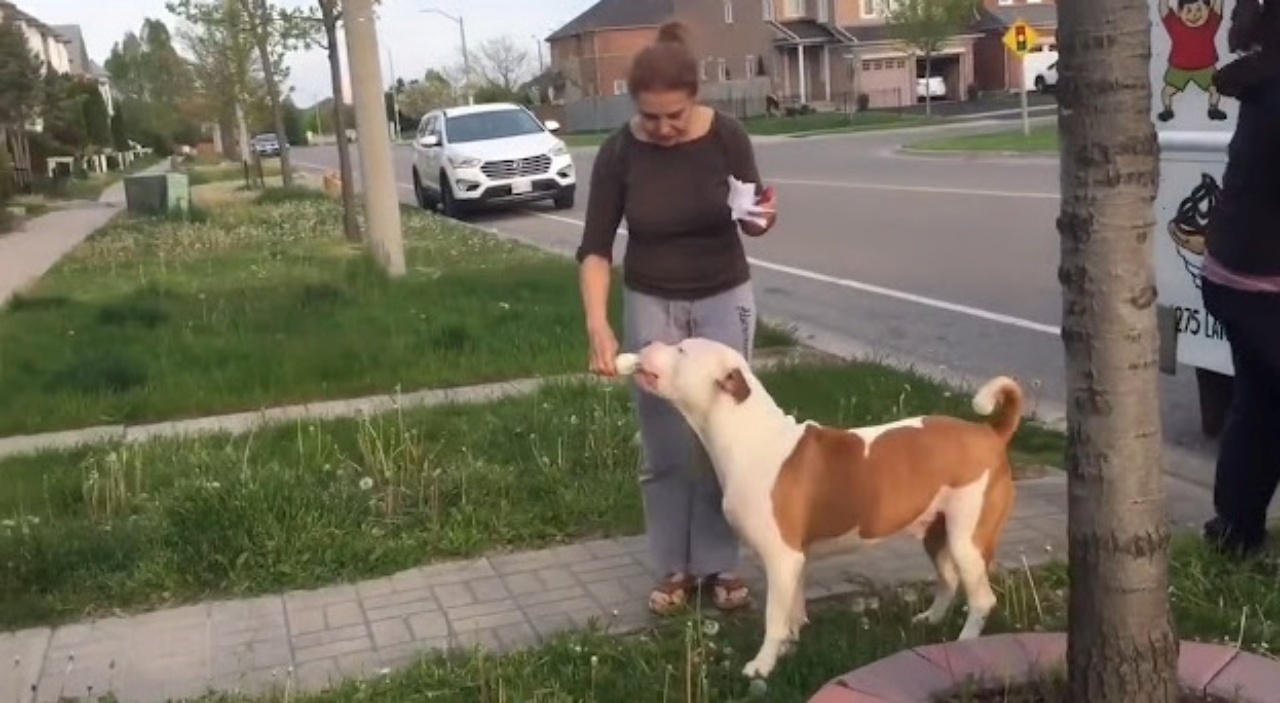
top-left (321, 6), bottom-right (361, 242)
top-left (1058, 0), bottom-right (1179, 700)
top-left (242, 0), bottom-right (293, 188)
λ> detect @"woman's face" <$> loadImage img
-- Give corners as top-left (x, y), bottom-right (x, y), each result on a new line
top-left (634, 89), bottom-right (696, 145)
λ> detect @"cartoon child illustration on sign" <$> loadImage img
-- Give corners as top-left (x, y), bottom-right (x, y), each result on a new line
top-left (1158, 0), bottom-right (1228, 122)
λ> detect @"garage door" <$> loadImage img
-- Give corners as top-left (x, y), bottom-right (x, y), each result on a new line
top-left (858, 55), bottom-right (910, 109)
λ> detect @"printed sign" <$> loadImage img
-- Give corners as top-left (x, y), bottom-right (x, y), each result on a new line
top-left (1150, 0), bottom-right (1237, 377)
top-left (1153, 159), bottom-right (1235, 376)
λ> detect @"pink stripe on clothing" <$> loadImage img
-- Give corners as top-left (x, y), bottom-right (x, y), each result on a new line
top-left (1202, 253), bottom-right (1280, 293)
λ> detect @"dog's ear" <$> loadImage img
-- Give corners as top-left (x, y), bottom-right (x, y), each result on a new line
top-left (715, 367), bottom-right (751, 404)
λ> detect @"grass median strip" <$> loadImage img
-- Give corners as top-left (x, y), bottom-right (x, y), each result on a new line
top-left (0, 360), bottom-right (1061, 631)
top-left (189, 537), bottom-right (1270, 703)
top-left (908, 126), bottom-right (1058, 154)
top-left (0, 188), bottom-right (791, 437)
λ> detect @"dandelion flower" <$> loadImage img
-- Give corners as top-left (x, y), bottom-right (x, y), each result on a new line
top-left (359, 477), bottom-right (375, 491)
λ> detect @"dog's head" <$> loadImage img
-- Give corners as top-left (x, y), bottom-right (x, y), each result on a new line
top-left (634, 338), bottom-right (754, 417)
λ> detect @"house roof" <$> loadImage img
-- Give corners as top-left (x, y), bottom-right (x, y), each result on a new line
top-left (0, 1), bottom-right (69, 41)
top-left (774, 19), bottom-right (840, 43)
top-left (52, 24), bottom-right (92, 73)
top-left (546, 0), bottom-right (674, 42)
top-left (972, 4), bottom-right (1058, 31)
top-left (840, 24), bottom-right (897, 43)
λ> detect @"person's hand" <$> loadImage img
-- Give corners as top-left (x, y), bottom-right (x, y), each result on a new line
top-left (739, 185), bottom-right (777, 237)
top-left (587, 322), bottom-right (620, 376)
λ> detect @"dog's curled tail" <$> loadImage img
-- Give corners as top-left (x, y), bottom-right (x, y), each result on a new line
top-left (971, 376), bottom-right (1024, 444)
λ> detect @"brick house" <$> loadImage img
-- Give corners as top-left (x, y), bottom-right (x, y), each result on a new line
top-left (971, 1), bottom-right (1058, 92)
top-left (545, 0), bottom-right (1041, 112)
top-left (545, 0), bottom-right (777, 101)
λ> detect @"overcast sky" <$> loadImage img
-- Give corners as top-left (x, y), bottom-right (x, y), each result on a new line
top-left (18, 0), bottom-right (598, 104)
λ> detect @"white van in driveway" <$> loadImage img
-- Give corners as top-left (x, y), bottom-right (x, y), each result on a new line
top-left (411, 103), bottom-right (576, 219)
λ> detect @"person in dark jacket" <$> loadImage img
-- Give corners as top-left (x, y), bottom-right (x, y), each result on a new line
top-left (1199, 0), bottom-right (1280, 557)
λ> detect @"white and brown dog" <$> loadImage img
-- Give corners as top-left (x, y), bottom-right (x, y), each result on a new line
top-left (618, 338), bottom-right (1021, 680)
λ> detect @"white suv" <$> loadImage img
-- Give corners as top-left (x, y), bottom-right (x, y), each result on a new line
top-left (411, 103), bottom-right (576, 218)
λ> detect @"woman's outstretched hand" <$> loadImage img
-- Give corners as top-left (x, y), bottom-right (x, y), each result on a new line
top-left (739, 185), bottom-right (777, 237)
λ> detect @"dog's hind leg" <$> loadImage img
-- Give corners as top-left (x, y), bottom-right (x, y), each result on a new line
top-left (742, 546), bottom-right (805, 680)
top-left (913, 516), bottom-right (960, 625)
top-left (945, 473), bottom-right (998, 641)
top-left (788, 561), bottom-right (808, 641)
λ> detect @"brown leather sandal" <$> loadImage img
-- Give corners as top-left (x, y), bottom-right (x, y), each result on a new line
top-left (707, 573), bottom-right (751, 612)
top-left (648, 573), bottom-right (696, 616)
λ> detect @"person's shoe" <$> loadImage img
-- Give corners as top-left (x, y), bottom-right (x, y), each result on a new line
top-left (1157, 108), bottom-right (1176, 122)
top-left (1203, 516), bottom-right (1266, 558)
top-left (1208, 106), bottom-right (1228, 121)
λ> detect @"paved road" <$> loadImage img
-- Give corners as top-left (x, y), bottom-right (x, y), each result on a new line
top-left (292, 116), bottom-right (1217, 486)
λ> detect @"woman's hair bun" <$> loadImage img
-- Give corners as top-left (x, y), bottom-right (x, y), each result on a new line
top-left (656, 21), bottom-right (690, 47)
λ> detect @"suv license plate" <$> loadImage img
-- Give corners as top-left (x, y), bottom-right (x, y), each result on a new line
top-left (511, 179), bottom-right (533, 194)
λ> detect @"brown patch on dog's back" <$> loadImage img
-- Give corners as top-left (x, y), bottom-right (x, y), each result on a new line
top-left (770, 419), bottom-right (1013, 552)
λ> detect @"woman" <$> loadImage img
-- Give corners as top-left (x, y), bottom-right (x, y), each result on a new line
top-left (1199, 0), bottom-right (1280, 558)
top-left (576, 21), bottom-right (778, 614)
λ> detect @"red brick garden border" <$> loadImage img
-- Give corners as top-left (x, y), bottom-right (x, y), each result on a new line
top-left (808, 632), bottom-right (1280, 702)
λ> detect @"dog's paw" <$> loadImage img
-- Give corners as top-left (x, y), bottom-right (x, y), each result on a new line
top-left (742, 656), bottom-right (776, 679)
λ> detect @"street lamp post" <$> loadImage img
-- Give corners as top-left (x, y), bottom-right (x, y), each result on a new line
top-left (532, 35), bottom-right (545, 73)
top-left (422, 8), bottom-right (472, 105)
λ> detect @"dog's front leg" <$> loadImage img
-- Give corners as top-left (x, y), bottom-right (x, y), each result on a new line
top-left (742, 549), bottom-right (804, 680)
top-left (788, 564), bottom-right (808, 642)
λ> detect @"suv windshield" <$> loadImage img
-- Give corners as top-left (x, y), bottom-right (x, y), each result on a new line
top-left (445, 109), bottom-right (543, 144)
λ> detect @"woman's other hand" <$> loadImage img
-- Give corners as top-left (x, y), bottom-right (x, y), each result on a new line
top-left (588, 322), bottom-right (620, 376)
top-left (739, 185), bottom-right (777, 237)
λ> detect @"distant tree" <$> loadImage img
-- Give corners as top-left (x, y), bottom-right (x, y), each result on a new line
top-left (884, 0), bottom-right (976, 115)
top-left (0, 19), bottom-right (44, 130)
top-left (105, 19), bottom-right (200, 153)
top-left (472, 36), bottom-right (532, 92)
top-left (83, 85), bottom-right (112, 148)
top-left (281, 97), bottom-right (305, 145)
top-left (397, 70), bottom-right (455, 119)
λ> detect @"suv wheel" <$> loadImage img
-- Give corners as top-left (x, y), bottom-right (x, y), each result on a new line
top-left (1035, 76), bottom-right (1048, 93)
top-left (439, 171), bottom-right (464, 219)
top-left (413, 170), bottom-right (435, 210)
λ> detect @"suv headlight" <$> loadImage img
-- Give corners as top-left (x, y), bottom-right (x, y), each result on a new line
top-left (548, 142), bottom-right (568, 157)
top-left (448, 154), bottom-right (482, 169)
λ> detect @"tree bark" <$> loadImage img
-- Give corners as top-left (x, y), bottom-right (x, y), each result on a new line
top-left (320, 3), bottom-right (361, 242)
top-left (1058, 0), bottom-right (1179, 700)
top-left (242, 0), bottom-right (293, 187)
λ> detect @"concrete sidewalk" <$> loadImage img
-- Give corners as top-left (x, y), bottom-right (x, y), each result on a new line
top-left (0, 163), bottom-right (167, 309)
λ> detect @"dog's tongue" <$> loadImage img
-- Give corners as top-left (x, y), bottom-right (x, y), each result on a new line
top-left (614, 353), bottom-right (640, 375)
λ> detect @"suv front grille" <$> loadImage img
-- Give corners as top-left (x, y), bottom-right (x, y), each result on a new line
top-left (480, 155), bottom-right (551, 180)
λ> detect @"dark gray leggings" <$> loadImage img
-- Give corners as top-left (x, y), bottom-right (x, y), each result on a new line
top-left (623, 281), bottom-right (756, 578)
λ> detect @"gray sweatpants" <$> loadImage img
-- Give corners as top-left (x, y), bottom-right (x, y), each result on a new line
top-left (623, 281), bottom-right (756, 578)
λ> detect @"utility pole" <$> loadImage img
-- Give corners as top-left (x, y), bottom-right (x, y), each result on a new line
top-left (533, 35), bottom-right (545, 73)
top-left (423, 8), bottom-right (472, 105)
top-left (343, 0), bottom-right (406, 277)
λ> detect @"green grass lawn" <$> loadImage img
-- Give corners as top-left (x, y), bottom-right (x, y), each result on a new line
top-left (182, 159), bottom-right (284, 185)
top-left (0, 188), bottom-right (791, 437)
top-left (561, 111), bottom-right (925, 147)
top-left (186, 537), bottom-right (1271, 702)
top-left (908, 126), bottom-right (1059, 154)
top-left (0, 360), bottom-right (1062, 631)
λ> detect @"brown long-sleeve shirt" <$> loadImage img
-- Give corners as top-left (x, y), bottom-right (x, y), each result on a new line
top-left (574, 111), bottom-right (762, 300)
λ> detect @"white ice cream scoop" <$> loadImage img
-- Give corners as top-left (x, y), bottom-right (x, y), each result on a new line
top-left (614, 353), bottom-right (640, 375)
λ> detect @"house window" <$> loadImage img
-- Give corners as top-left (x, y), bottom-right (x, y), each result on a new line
top-left (745, 54), bottom-right (758, 78)
top-left (861, 0), bottom-right (877, 16)
top-left (718, 58), bottom-right (729, 81)
top-left (997, 0), bottom-right (1013, 5)
top-left (763, 0), bottom-right (775, 20)
top-left (817, 0), bottom-right (829, 21)
top-left (784, 0), bottom-right (804, 17)
top-left (613, 79), bottom-right (628, 95)
top-left (896, 58), bottom-right (906, 68)
top-left (700, 58), bottom-right (710, 81)
top-left (725, 0), bottom-right (734, 22)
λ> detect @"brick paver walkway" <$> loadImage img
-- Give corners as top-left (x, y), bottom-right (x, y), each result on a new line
top-left (0, 469), bottom-right (1228, 703)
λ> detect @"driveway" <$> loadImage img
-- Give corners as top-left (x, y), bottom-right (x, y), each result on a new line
top-left (292, 116), bottom-right (1217, 486)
